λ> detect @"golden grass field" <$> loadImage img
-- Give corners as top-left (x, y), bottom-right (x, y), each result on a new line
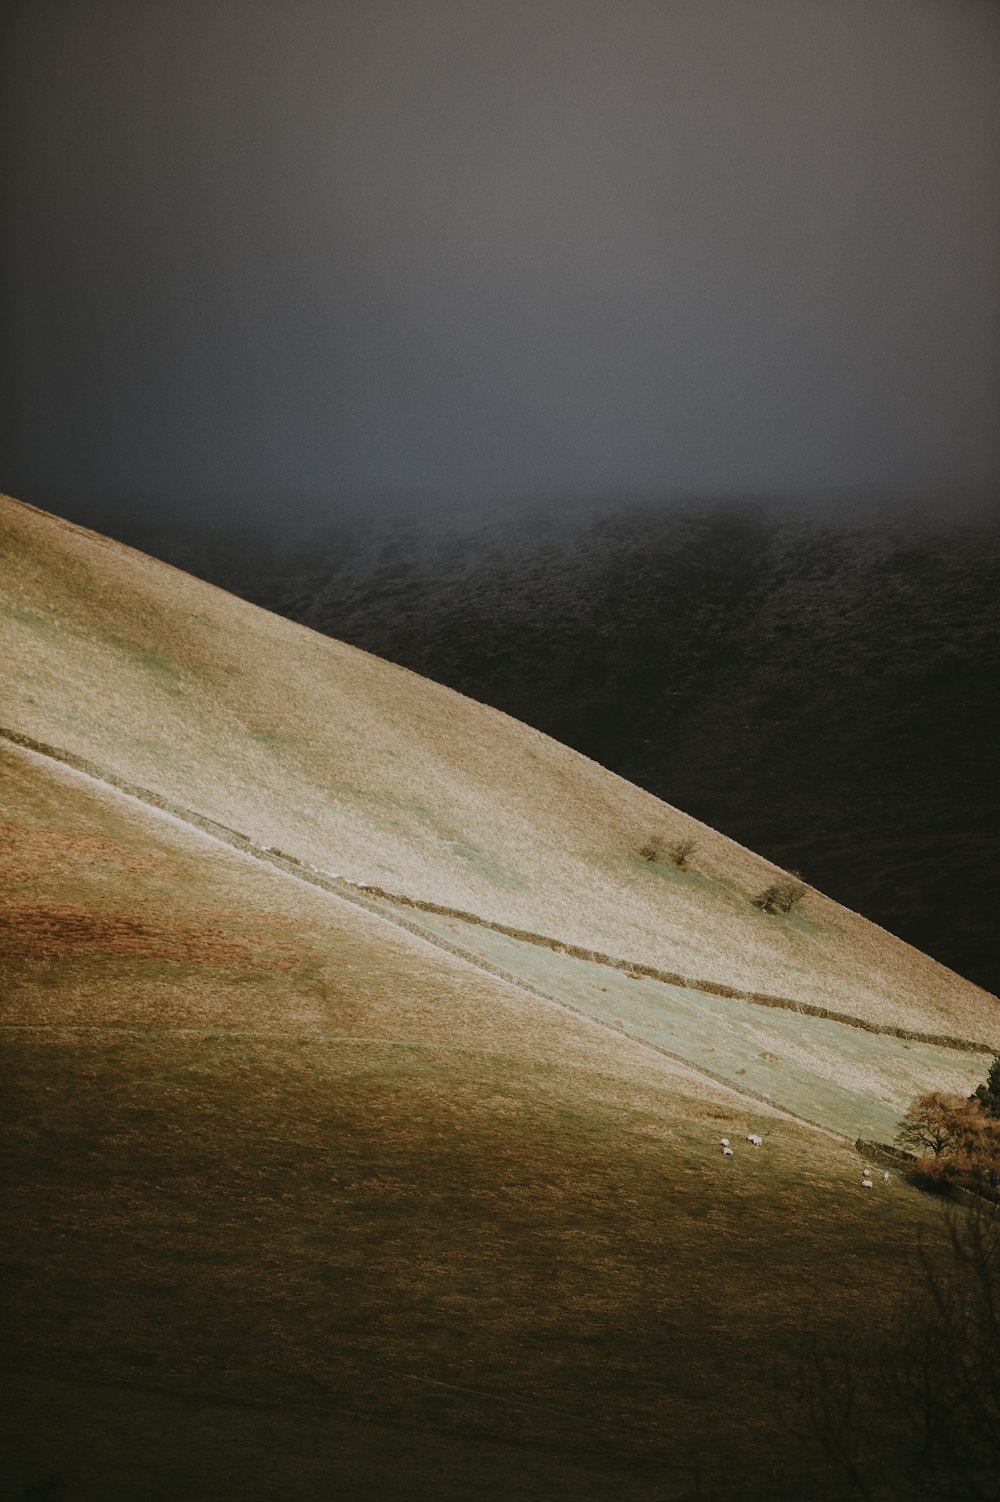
top-left (1, 493), bottom-right (998, 1499)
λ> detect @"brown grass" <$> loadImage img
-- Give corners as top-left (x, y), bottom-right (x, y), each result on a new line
top-left (0, 900), bottom-right (299, 970)
top-left (0, 738), bottom-right (970, 1499)
top-left (1, 493), bottom-right (995, 1497)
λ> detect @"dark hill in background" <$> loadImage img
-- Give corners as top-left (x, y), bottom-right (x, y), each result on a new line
top-left (112, 495), bottom-right (1000, 996)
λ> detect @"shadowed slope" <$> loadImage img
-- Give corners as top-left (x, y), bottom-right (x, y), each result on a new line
top-left (1, 493), bottom-right (996, 1044)
top-left (0, 742), bottom-right (954, 1499)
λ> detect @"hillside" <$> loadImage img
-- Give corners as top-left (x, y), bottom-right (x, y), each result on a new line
top-left (2, 491), bottom-right (999, 1497)
top-left (1, 493), bottom-right (996, 1044)
top-left (0, 737), bottom-right (970, 1501)
top-left (123, 494), bottom-right (999, 994)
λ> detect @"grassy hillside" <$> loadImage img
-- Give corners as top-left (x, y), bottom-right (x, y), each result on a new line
top-left (1, 493), bottom-right (996, 1044)
top-left (0, 741), bottom-right (961, 1499)
top-left (369, 902), bottom-right (987, 1143)
top-left (179, 495), bottom-right (995, 995)
top-left (4, 494), bottom-right (999, 1497)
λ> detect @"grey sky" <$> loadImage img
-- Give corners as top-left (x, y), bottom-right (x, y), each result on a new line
top-left (2, 0), bottom-right (999, 523)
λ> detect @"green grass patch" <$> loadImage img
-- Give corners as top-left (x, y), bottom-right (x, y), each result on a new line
top-left (389, 908), bottom-right (982, 1140)
top-left (0, 603), bottom-right (51, 632)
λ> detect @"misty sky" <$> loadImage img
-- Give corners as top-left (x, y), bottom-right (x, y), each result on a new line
top-left (2, 0), bottom-right (999, 525)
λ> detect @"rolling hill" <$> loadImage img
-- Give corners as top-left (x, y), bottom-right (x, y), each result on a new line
top-left (1, 494), bottom-right (995, 1041)
top-left (120, 493), bottom-right (999, 995)
top-left (2, 491), bottom-right (998, 1500)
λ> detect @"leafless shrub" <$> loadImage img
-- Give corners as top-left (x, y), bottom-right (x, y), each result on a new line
top-left (665, 837), bottom-right (696, 869)
top-left (784, 1204), bottom-right (1000, 1499)
top-left (754, 876), bottom-right (806, 914)
top-left (639, 834), bottom-right (696, 868)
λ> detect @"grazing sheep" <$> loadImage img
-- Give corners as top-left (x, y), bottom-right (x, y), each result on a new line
top-left (720, 1138), bottom-right (730, 1147)
top-left (723, 1146), bottom-right (734, 1157)
top-left (883, 1171), bottom-right (890, 1181)
top-left (862, 1178), bottom-right (873, 1188)
top-left (747, 1133), bottom-right (763, 1146)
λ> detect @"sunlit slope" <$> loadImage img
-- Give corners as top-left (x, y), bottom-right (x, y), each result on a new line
top-left (1, 492), bottom-right (996, 1042)
top-left (367, 902), bottom-right (987, 1143)
top-left (0, 741), bottom-right (955, 1498)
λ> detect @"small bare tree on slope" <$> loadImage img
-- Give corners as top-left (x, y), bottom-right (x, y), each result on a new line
top-left (639, 834), bottom-right (696, 869)
top-left (753, 874), bottom-right (806, 914)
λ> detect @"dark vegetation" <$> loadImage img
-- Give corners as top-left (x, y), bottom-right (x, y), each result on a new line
top-left (116, 495), bottom-right (1000, 994)
top-left (17, 1479), bottom-right (69, 1502)
top-left (814, 1060), bottom-right (999, 1498)
top-left (787, 1202), bottom-right (1000, 1501)
top-left (972, 1053), bottom-right (1000, 1118)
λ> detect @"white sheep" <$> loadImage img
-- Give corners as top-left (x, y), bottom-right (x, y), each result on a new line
top-left (747, 1133), bottom-right (763, 1146)
top-left (723, 1146), bottom-right (734, 1157)
top-left (883, 1171), bottom-right (890, 1181)
top-left (720, 1138), bottom-right (730, 1147)
top-left (862, 1177), bottom-right (873, 1188)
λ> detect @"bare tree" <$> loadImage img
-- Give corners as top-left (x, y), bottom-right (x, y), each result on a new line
top-left (896, 1092), bottom-right (976, 1156)
top-left (896, 1206), bottom-right (1000, 1498)
top-left (784, 1204), bottom-right (1000, 1500)
top-left (639, 834), bottom-right (696, 868)
top-left (781, 1330), bottom-right (881, 1500)
top-left (754, 877), bottom-right (806, 914)
top-left (664, 837), bottom-right (696, 869)
top-left (896, 1093), bottom-right (1000, 1201)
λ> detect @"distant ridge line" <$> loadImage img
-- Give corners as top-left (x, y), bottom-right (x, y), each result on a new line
top-left (2, 722), bottom-right (994, 1057)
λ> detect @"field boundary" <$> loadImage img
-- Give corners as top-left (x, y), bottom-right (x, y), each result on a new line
top-left (355, 888), bottom-right (996, 1054)
top-left (3, 722), bottom-right (994, 1062)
